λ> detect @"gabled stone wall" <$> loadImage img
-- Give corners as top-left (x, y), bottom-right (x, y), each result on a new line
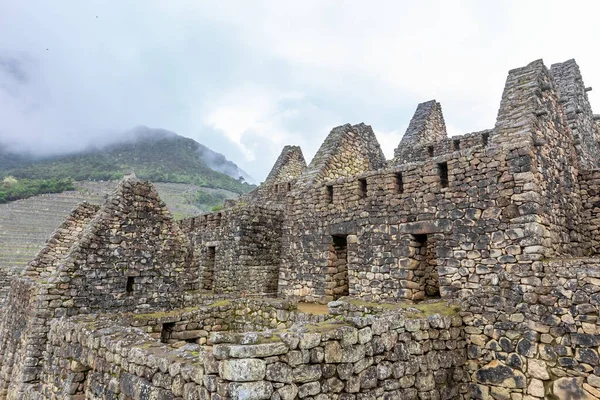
top-left (0, 178), bottom-right (195, 399)
top-left (393, 100), bottom-right (448, 165)
top-left (295, 123), bottom-right (387, 188)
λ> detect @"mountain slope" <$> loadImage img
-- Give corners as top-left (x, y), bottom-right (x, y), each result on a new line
top-left (0, 127), bottom-right (255, 194)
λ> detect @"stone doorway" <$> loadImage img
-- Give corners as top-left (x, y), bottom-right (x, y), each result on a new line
top-left (396, 233), bottom-right (440, 300)
top-left (412, 234), bottom-right (440, 299)
top-left (329, 235), bottom-right (349, 300)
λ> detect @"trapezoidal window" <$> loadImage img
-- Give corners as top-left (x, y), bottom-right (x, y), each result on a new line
top-left (275, 184), bottom-right (279, 193)
top-left (161, 322), bottom-right (175, 343)
top-left (427, 146), bottom-right (434, 157)
top-left (453, 139), bottom-right (460, 151)
top-left (329, 235), bottom-right (349, 300)
top-left (326, 185), bottom-right (334, 204)
top-left (438, 162), bottom-right (449, 188)
top-left (359, 178), bottom-right (367, 199)
top-left (287, 182), bottom-right (291, 191)
top-left (396, 173), bottom-right (404, 194)
top-left (482, 132), bottom-right (490, 147)
top-left (126, 277), bottom-right (134, 296)
top-left (203, 246), bottom-right (216, 291)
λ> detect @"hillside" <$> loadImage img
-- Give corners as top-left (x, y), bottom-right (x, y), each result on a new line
top-left (0, 127), bottom-right (255, 194)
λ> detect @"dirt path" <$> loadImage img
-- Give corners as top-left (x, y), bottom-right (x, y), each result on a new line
top-left (297, 303), bottom-right (330, 315)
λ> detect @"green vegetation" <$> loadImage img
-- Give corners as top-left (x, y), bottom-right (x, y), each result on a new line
top-left (0, 176), bottom-right (74, 203)
top-left (195, 190), bottom-right (230, 211)
top-left (0, 132), bottom-right (255, 195)
top-left (209, 300), bottom-right (231, 307)
top-left (210, 204), bottom-right (225, 212)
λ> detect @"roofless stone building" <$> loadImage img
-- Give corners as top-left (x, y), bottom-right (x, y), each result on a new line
top-left (1, 58), bottom-right (600, 399)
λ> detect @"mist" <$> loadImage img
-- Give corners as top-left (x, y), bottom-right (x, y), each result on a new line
top-left (1, 1), bottom-right (600, 180)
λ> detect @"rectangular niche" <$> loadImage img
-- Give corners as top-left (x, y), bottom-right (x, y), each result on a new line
top-left (438, 162), bottom-right (449, 188)
top-left (203, 246), bottom-right (216, 291)
top-left (160, 322), bottom-right (175, 343)
top-left (126, 276), bottom-right (134, 296)
top-left (359, 178), bottom-right (367, 199)
top-left (326, 185), bottom-right (334, 204)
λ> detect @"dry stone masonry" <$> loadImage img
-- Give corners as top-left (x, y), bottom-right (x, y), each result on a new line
top-left (1, 58), bottom-right (600, 399)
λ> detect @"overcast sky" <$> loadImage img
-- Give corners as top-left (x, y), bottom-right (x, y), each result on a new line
top-left (1, 1), bottom-right (599, 181)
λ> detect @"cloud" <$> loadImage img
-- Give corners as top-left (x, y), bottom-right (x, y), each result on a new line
top-left (0, 1), bottom-right (599, 179)
top-left (202, 84), bottom-right (298, 161)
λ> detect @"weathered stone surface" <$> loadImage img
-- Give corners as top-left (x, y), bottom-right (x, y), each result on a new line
top-left (474, 361), bottom-right (526, 388)
top-left (553, 377), bottom-right (595, 400)
top-left (228, 381), bottom-right (273, 400)
top-left (219, 359), bottom-right (266, 382)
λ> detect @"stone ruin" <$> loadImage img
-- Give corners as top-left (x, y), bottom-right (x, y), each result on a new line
top-left (1, 58), bottom-right (600, 399)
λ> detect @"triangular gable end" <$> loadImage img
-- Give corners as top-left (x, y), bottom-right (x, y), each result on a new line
top-left (264, 145), bottom-right (307, 184)
top-left (393, 100), bottom-right (447, 165)
top-left (55, 177), bottom-right (196, 314)
top-left (296, 123), bottom-right (387, 187)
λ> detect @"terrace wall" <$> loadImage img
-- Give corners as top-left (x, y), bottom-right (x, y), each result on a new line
top-left (37, 299), bottom-right (468, 400)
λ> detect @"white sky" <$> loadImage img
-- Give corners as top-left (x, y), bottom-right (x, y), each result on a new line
top-left (1, 1), bottom-right (599, 180)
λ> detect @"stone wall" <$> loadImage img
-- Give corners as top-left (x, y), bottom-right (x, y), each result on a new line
top-left (580, 169), bottom-right (600, 254)
top-left (278, 137), bottom-right (537, 303)
top-left (390, 129), bottom-right (492, 165)
top-left (0, 202), bottom-right (99, 398)
top-left (37, 299), bottom-right (468, 400)
top-left (241, 145), bottom-right (307, 205)
top-left (468, 258), bottom-right (600, 399)
top-left (551, 59), bottom-right (600, 170)
top-left (180, 204), bottom-right (284, 296)
top-left (0, 202), bottom-right (99, 305)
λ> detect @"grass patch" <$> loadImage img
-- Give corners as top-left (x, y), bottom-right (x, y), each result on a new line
top-left (131, 306), bottom-right (199, 320)
top-left (305, 320), bottom-right (350, 333)
top-left (209, 300), bottom-right (231, 307)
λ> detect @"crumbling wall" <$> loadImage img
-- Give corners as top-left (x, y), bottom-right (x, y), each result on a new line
top-left (182, 204), bottom-right (283, 296)
top-left (39, 300), bottom-right (468, 400)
